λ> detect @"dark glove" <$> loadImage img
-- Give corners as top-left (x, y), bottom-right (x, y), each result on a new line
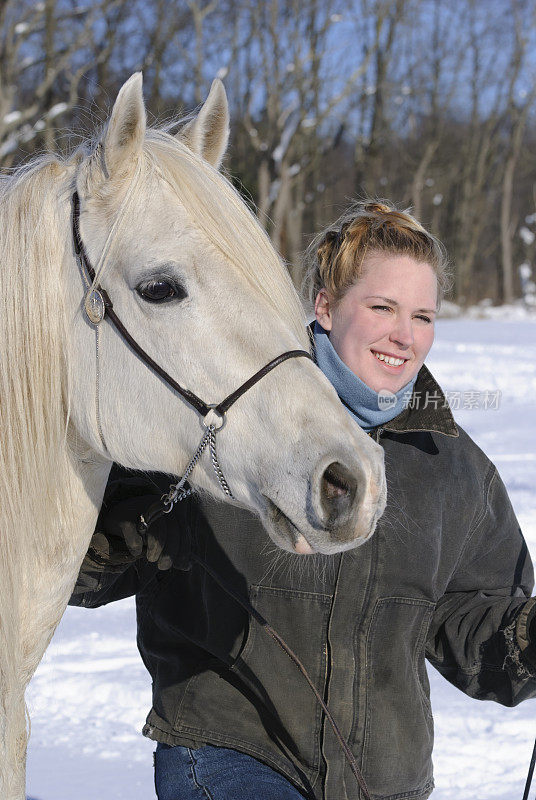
top-left (516, 598), bottom-right (536, 670)
top-left (92, 493), bottom-right (192, 572)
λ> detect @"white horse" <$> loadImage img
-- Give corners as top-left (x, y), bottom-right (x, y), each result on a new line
top-left (0, 74), bottom-right (386, 799)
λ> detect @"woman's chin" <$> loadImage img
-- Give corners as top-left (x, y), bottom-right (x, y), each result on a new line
top-left (371, 363), bottom-right (420, 394)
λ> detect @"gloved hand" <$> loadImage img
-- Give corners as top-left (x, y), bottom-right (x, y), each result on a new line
top-left (516, 598), bottom-right (536, 670)
top-left (90, 493), bottom-right (192, 572)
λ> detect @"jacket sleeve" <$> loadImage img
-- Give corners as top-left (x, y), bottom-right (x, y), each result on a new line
top-left (425, 462), bottom-right (536, 706)
top-left (69, 465), bottom-right (182, 609)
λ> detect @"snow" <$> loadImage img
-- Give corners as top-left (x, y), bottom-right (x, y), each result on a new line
top-left (439, 300), bottom-right (536, 321)
top-left (520, 226), bottom-right (535, 246)
top-left (272, 110), bottom-right (299, 164)
top-left (0, 135), bottom-right (18, 157)
top-left (26, 316), bottom-right (536, 799)
top-left (3, 110), bottom-right (22, 125)
top-left (46, 102), bottom-right (68, 120)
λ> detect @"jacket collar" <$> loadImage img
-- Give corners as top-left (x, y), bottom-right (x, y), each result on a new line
top-left (381, 363), bottom-right (458, 437)
top-left (308, 321), bottom-right (458, 438)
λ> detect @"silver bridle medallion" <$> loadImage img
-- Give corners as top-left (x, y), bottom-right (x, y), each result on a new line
top-left (85, 289), bottom-right (106, 324)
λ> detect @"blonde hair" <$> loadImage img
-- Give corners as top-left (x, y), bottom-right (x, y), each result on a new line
top-left (303, 200), bottom-right (451, 308)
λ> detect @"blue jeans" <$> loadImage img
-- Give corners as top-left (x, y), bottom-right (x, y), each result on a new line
top-left (154, 742), bottom-right (308, 800)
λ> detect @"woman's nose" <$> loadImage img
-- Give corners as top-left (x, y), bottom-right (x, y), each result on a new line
top-left (389, 316), bottom-right (414, 348)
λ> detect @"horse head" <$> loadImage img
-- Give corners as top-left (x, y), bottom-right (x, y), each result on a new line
top-left (66, 73), bottom-right (386, 555)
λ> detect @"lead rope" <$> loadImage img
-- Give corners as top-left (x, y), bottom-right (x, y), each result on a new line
top-left (523, 739), bottom-right (536, 800)
top-left (139, 457), bottom-right (372, 800)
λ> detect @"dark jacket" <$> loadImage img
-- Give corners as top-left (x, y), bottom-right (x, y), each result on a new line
top-left (70, 366), bottom-right (536, 800)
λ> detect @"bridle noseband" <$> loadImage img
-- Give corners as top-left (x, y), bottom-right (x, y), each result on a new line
top-left (71, 191), bottom-right (313, 511)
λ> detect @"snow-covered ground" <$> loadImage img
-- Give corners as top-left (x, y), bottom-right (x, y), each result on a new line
top-left (26, 317), bottom-right (536, 800)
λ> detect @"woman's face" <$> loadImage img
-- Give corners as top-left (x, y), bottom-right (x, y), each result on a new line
top-left (315, 254), bottom-right (437, 393)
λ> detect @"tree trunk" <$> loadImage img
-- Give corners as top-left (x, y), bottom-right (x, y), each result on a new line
top-left (500, 151), bottom-right (516, 303)
top-left (411, 140), bottom-right (439, 221)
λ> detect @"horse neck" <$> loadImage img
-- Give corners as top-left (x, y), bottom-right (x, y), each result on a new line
top-left (16, 446), bottom-right (111, 685)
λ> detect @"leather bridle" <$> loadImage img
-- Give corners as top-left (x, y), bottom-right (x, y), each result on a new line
top-left (71, 190), bottom-right (312, 504)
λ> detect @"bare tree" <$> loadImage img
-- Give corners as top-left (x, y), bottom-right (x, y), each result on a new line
top-left (499, 0), bottom-right (536, 302)
top-left (225, 0), bottom-right (382, 279)
top-left (0, 0), bottom-right (125, 165)
top-left (1, 0), bottom-right (536, 303)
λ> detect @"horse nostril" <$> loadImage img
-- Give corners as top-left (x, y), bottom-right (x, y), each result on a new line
top-left (323, 467), bottom-right (350, 500)
top-left (320, 462), bottom-right (357, 524)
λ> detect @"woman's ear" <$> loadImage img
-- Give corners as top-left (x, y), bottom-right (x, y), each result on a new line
top-left (314, 289), bottom-right (333, 331)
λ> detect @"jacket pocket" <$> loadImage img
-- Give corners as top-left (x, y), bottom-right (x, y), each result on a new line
top-left (230, 584), bottom-right (332, 772)
top-left (362, 597), bottom-right (435, 799)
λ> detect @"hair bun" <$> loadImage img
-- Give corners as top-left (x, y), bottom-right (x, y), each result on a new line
top-left (302, 197), bottom-right (451, 308)
top-left (363, 202), bottom-right (393, 215)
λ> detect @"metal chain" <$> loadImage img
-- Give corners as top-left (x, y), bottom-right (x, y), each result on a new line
top-left (162, 422), bottom-right (233, 511)
top-left (163, 427), bottom-right (212, 508)
top-left (94, 323), bottom-right (109, 454)
top-left (208, 426), bottom-right (234, 498)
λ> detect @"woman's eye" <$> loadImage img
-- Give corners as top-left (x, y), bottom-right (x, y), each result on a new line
top-left (371, 305), bottom-right (392, 312)
top-left (136, 279), bottom-right (186, 304)
top-left (415, 314), bottom-right (432, 324)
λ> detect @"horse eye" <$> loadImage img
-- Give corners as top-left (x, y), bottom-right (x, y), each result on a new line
top-left (136, 279), bottom-right (186, 304)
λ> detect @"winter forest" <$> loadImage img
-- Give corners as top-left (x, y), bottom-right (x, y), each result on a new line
top-left (1, 0), bottom-right (536, 306)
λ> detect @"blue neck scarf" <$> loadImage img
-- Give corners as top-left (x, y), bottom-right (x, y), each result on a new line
top-left (313, 321), bottom-right (417, 432)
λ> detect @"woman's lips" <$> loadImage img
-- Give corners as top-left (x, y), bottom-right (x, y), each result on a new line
top-left (371, 349), bottom-right (409, 373)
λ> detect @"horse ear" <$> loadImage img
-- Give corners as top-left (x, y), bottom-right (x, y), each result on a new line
top-left (180, 79), bottom-right (229, 169)
top-left (102, 72), bottom-right (146, 178)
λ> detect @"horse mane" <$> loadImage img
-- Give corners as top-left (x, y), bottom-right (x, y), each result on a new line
top-left (0, 155), bottom-right (79, 779)
top-left (0, 153), bottom-right (78, 559)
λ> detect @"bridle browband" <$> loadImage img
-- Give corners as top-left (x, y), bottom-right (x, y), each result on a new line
top-left (71, 191), bottom-right (373, 800)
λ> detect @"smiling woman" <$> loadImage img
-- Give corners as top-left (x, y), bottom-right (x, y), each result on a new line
top-left (305, 201), bottom-right (448, 395)
top-left (314, 255), bottom-right (437, 394)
